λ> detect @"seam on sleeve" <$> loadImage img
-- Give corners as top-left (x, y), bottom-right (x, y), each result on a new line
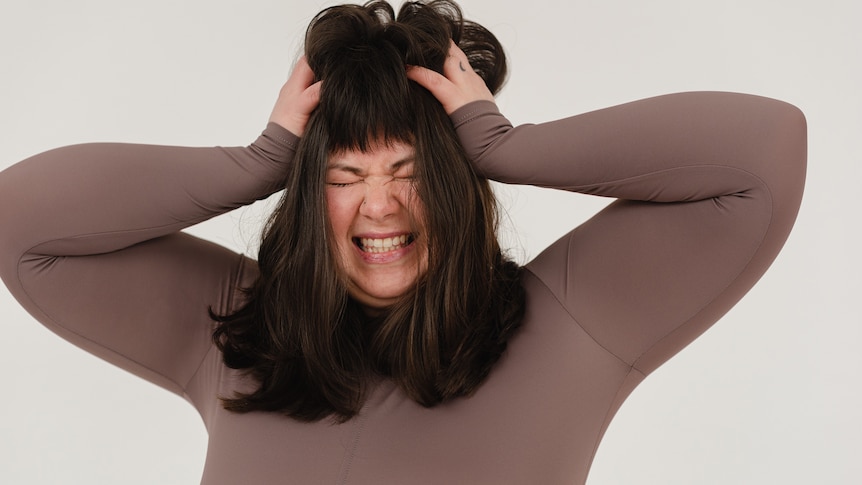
top-left (15, 252), bottom-right (188, 395)
top-left (24, 220), bottom-right (205, 256)
top-left (451, 107), bottom-right (485, 127)
top-left (536, 163), bottom-right (768, 200)
top-left (450, 100), bottom-right (499, 127)
top-left (181, 252), bottom-right (249, 395)
top-left (524, 164), bottom-right (774, 371)
top-left (631, 179), bottom-right (774, 374)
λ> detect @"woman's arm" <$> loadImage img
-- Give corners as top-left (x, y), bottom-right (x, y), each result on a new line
top-left (0, 59), bottom-right (319, 401)
top-left (453, 93), bottom-right (806, 375)
top-left (0, 125), bottom-right (296, 397)
top-left (412, 44), bottom-right (806, 376)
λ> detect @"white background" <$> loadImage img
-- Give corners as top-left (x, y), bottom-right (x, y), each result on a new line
top-left (1, 0), bottom-right (859, 483)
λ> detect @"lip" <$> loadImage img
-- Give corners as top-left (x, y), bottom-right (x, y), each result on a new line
top-left (352, 231), bottom-right (417, 264)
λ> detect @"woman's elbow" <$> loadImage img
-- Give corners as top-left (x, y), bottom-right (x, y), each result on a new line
top-left (758, 97), bottom-right (807, 237)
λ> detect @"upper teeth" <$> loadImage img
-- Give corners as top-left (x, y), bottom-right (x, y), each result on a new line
top-left (360, 235), bottom-right (409, 253)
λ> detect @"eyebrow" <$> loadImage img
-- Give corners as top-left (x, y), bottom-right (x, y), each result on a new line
top-left (326, 156), bottom-right (415, 175)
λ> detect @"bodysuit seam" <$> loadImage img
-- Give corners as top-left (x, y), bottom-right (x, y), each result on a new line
top-left (521, 267), bottom-right (630, 369)
top-left (631, 180), bottom-right (774, 372)
top-left (23, 221), bottom-right (205, 254)
top-left (14, 226), bottom-right (241, 397)
top-left (586, 365), bottom-right (647, 476)
top-left (180, 253), bottom-right (248, 400)
top-left (524, 164), bottom-right (774, 371)
top-left (336, 410), bottom-right (368, 485)
top-left (14, 250), bottom-right (189, 394)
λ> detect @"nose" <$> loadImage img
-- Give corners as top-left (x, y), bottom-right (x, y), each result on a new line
top-left (359, 176), bottom-right (400, 220)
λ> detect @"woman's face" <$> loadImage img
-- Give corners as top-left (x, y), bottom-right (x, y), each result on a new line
top-left (325, 140), bottom-right (428, 310)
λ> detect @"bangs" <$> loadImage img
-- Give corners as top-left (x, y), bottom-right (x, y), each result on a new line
top-left (316, 53), bottom-right (420, 153)
top-left (304, 1), bottom-right (453, 154)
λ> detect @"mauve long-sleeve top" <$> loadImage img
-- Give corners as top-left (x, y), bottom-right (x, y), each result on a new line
top-left (0, 93), bottom-right (806, 484)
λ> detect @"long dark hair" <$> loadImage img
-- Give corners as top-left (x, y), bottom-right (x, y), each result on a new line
top-left (212, 0), bottom-right (524, 422)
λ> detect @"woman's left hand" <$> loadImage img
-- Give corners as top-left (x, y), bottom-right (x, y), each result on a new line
top-left (406, 41), bottom-right (496, 114)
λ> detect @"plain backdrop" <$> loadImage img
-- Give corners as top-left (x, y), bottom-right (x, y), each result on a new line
top-left (1, 0), bottom-right (859, 483)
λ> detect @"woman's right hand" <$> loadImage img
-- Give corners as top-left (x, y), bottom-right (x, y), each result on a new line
top-left (268, 56), bottom-right (321, 137)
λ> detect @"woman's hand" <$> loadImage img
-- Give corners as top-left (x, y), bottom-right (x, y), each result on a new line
top-left (268, 56), bottom-right (322, 136)
top-left (406, 41), bottom-right (496, 114)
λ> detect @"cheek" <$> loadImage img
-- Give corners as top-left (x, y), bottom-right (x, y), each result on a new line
top-left (400, 185), bottom-right (426, 230)
top-left (325, 193), bottom-right (355, 271)
top-left (325, 189), bottom-right (356, 237)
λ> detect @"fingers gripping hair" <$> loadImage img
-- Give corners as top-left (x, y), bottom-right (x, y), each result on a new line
top-left (303, 1), bottom-right (507, 152)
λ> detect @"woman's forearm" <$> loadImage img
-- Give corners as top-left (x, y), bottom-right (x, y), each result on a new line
top-left (0, 122), bottom-right (297, 261)
top-left (453, 92), bottom-right (806, 210)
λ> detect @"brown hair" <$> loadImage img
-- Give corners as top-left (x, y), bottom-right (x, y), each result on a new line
top-left (212, 0), bottom-right (524, 422)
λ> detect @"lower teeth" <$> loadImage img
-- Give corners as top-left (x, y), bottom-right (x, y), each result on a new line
top-left (364, 244), bottom-right (403, 253)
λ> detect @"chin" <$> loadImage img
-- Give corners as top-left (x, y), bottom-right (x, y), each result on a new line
top-left (349, 285), bottom-right (413, 311)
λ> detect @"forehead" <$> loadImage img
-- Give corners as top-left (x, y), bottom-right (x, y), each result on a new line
top-left (327, 140), bottom-right (415, 171)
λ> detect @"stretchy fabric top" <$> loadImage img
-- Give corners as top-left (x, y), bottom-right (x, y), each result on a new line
top-left (0, 92), bottom-right (806, 484)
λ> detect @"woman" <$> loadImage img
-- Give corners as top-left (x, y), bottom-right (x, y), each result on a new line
top-left (0, 1), bottom-right (805, 483)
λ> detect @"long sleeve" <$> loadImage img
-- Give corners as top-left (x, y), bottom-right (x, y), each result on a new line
top-left (451, 92), bottom-right (806, 375)
top-left (0, 122), bottom-right (298, 399)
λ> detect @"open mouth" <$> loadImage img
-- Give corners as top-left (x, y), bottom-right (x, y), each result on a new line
top-left (353, 234), bottom-right (416, 253)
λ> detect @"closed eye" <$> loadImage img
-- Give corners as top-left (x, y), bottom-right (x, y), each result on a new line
top-left (327, 175), bottom-right (413, 187)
